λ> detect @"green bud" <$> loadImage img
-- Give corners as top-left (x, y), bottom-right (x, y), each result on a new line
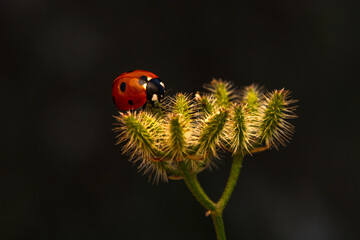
top-left (258, 89), bottom-right (297, 148)
top-left (195, 92), bottom-right (216, 115)
top-left (195, 109), bottom-right (229, 158)
top-left (170, 93), bottom-right (194, 122)
top-left (241, 84), bottom-right (262, 113)
top-left (204, 79), bottom-right (237, 108)
top-left (114, 113), bottom-right (156, 158)
top-left (166, 114), bottom-right (188, 161)
top-left (113, 112), bottom-right (167, 182)
top-left (228, 104), bottom-right (254, 154)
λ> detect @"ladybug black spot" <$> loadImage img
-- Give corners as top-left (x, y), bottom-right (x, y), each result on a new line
top-left (128, 100), bottom-right (133, 105)
top-left (120, 82), bottom-right (126, 92)
top-left (139, 76), bottom-right (147, 85)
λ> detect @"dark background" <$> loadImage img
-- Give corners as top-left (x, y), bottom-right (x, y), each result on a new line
top-left (1, 0), bottom-right (359, 239)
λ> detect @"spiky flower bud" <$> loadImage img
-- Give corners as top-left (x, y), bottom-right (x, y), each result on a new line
top-left (114, 113), bottom-right (157, 159)
top-left (228, 104), bottom-right (254, 154)
top-left (113, 112), bottom-right (167, 182)
top-left (204, 79), bottom-right (237, 108)
top-left (258, 89), bottom-right (297, 149)
top-left (165, 114), bottom-right (188, 161)
top-left (170, 93), bottom-right (194, 122)
top-left (195, 93), bottom-right (216, 115)
top-left (163, 94), bottom-right (195, 161)
top-left (195, 109), bottom-right (229, 158)
top-left (241, 84), bottom-right (262, 113)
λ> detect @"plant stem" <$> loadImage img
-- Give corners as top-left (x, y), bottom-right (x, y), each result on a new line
top-left (211, 210), bottom-right (226, 240)
top-left (179, 162), bottom-right (216, 211)
top-left (211, 154), bottom-right (244, 240)
top-left (217, 154), bottom-right (244, 211)
top-left (180, 154), bottom-right (244, 240)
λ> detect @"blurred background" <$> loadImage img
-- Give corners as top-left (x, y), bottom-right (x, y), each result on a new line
top-left (1, 0), bottom-right (359, 239)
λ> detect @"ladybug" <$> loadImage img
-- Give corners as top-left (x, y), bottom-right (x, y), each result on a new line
top-left (112, 70), bottom-right (165, 111)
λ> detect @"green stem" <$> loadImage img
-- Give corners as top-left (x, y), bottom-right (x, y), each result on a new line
top-left (217, 154), bottom-right (244, 211)
top-left (211, 211), bottom-right (226, 240)
top-left (180, 154), bottom-right (244, 240)
top-left (179, 161), bottom-right (216, 211)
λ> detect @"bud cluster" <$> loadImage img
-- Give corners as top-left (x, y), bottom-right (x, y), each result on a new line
top-left (113, 79), bottom-right (297, 182)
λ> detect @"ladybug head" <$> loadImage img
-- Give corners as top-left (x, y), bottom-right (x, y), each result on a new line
top-left (146, 78), bottom-right (165, 105)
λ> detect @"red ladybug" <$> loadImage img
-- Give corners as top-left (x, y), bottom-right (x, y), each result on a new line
top-left (112, 70), bottom-right (166, 111)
